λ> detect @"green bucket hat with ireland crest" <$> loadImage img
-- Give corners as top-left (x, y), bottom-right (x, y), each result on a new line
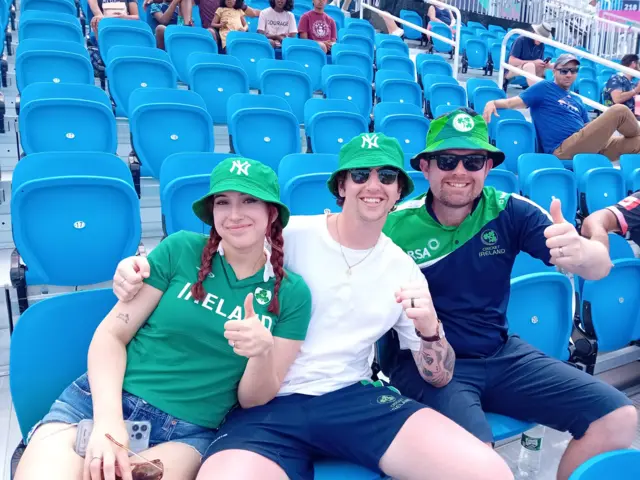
top-left (410, 108), bottom-right (505, 170)
top-left (327, 132), bottom-right (414, 198)
top-left (192, 157), bottom-right (290, 227)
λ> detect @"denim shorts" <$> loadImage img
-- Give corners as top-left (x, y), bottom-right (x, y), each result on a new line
top-left (28, 373), bottom-right (218, 457)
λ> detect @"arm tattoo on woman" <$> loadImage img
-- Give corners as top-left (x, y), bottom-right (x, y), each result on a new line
top-left (412, 338), bottom-right (456, 387)
top-left (116, 313), bottom-right (130, 324)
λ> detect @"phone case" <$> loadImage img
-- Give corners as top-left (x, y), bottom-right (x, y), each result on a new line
top-left (75, 419), bottom-right (152, 457)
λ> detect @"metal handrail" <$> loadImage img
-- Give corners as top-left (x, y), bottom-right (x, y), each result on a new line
top-left (358, 0), bottom-right (462, 79)
top-left (499, 28), bottom-right (640, 113)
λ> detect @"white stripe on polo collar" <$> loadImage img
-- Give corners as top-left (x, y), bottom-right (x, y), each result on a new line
top-left (217, 239), bottom-right (275, 282)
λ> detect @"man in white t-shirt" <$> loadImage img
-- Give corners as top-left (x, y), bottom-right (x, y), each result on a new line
top-left (112, 134), bottom-right (512, 480)
top-left (257, 0), bottom-right (297, 48)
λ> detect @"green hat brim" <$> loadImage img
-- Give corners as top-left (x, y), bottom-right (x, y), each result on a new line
top-left (327, 167), bottom-right (415, 199)
top-left (192, 178), bottom-right (291, 228)
top-left (410, 136), bottom-right (505, 170)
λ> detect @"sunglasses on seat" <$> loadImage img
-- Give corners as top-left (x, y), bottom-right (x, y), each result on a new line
top-left (427, 153), bottom-right (488, 172)
top-left (348, 167), bottom-right (400, 185)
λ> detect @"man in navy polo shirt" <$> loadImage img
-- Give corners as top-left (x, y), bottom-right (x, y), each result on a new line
top-left (384, 108), bottom-right (637, 480)
top-left (582, 191), bottom-right (640, 247)
top-left (506, 22), bottom-right (553, 88)
top-left (484, 53), bottom-right (640, 162)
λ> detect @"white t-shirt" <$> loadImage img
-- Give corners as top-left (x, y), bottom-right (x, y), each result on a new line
top-left (257, 7), bottom-right (297, 37)
top-left (278, 214), bottom-right (423, 396)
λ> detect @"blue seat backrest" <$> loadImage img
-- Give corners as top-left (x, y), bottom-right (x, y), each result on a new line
top-left (321, 64), bottom-right (363, 86)
top-left (97, 18), bottom-right (155, 64)
top-left (488, 109), bottom-right (525, 140)
top-left (19, 10), bottom-right (83, 43)
top-left (573, 153), bottom-right (614, 177)
top-left (257, 58), bottom-right (308, 78)
top-left (608, 233), bottom-right (635, 260)
top-left (486, 168), bottom-right (518, 193)
top-left (10, 289), bottom-right (118, 440)
top-left (517, 153), bottom-right (563, 184)
top-left (377, 54), bottom-right (416, 78)
top-left (507, 272), bottom-right (573, 360)
top-left (226, 31), bottom-right (275, 89)
top-left (581, 258), bottom-right (640, 351)
top-left (304, 97), bottom-right (360, 127)
top-left (430, 22), bottom-right (453, 53)
top-left (338, 32), bottom-right (374, 59)
top-left (331, 44), bottom-right (373, 83)
top-left (160, 152), bottom-right (237, 235)
top-left (430, 83), bottom-right (467, 106)
top-left (618, 154), bottom-right (640, 194)
top-left (466, 77), bottom-right (498, 101)
top-left (12, 152), bottom-right (141, 286)
top-left (472, 86), bottom-right (505, 113)
top-left (377, 47), bottom-right (409, 62)
top-left (281, 37), bottom-right (327, 92)
top-left (419, 60), bottom-right (453, 80)
top-left (164, 25), bottom-right (218, 83)
top-left (344, 18), bottom-right (375, 41)
top-left (375, 69), bottom-right (414, 89)
top-left (494, 119), bottom-right (536, 172)
top-left (422, 74), bottom-right (458, 97)
top-left (187, 52), bottom-right (249, 124)
top-left (374, 101), bottom-right (424, 120)
top-left (278, 153), bottom-right (339, 189)
top-left (228, 91), bottom-right (292, 114)
top-left (376, 38), bottom-right (409, 56)
top-left (399, 9), bottom-right (423, 41)
top-left (325, 5), bottom-right (345, 30)
top-left (21, 0), bottom-right (77, 16)
top-left (568, 449), bottom-right (640, 480)
top-left (257, 59), bottom-right (312, 124)
top-left (322, 67), bottom-right (373, 118)
top-left (511, 251), bottom-right (556, 278)
top-left (416, 53), bottom-right (446, 72)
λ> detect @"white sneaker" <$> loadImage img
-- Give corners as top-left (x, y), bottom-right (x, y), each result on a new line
top-left (391, 28), bottom-right (404, 37)
top-left (342, 10), bottom-right (351, 17)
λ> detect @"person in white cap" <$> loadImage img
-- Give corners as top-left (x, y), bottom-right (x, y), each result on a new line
top-left (505, 22), bottom-right (554, 88)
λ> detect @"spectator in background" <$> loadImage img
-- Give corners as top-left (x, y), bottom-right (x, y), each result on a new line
top-left (148, 0), bottom-right (183, 49)
top-left (212, 0), bottom-right (249, 50)
top-left (88, 0), bottom-right (140, 37)
top-left (299, 0), bottom-right (337, 53)
top-left (484, 53), bottom-right (640, 162)
top-left (426, 2), bottom-right (455, 33)
top-left (193, 0), bottom-right (260, 45)
top-left (257, 0), bottom-right (297, 48)
top-left (582, 191), bottom-right (640, 249)
top-left (603, 54), bottom-right (640, 115)
top-left (505, 22), bottom-right (553, 89)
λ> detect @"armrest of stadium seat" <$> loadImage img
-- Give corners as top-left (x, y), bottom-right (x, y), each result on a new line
top-left (127, 152), bottom-right (141, 199)
top-left (9, 248), bottom-right (29, 316)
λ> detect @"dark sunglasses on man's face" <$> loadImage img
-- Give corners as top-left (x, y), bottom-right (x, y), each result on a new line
top-left (557, 67), bottom-right (579, 75)
top-left (349, 167), bottom-right (400, 185)
top-left (429, 153), bottom-right (488, 172)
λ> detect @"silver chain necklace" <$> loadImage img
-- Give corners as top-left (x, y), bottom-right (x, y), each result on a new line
top-left (335, 215), bottom-right (376, 276)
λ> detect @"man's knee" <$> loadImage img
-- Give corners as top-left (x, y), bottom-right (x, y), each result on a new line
top-left (607, 103), bottom-right (632, 117)
top-left (584, 405), bottom-right (638, 446)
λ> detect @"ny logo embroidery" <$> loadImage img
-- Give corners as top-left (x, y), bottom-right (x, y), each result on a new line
top-left (361, 134), bottom-right (380, 149)
top-left (230, 160), bottom-right (251, 176)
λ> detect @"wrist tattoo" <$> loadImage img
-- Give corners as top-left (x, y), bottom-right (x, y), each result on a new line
top-left (413, 338), bottom-right (456, 387)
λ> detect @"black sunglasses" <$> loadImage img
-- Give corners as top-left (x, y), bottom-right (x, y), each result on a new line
top-left (557, 67), bottom-right (579, 75)
top-left (349, 167), bottom-right (400, 185)
top-left (429, 153), bottom-right (488, 172)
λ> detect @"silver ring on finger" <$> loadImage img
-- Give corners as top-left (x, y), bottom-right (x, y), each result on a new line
top-left (230, 341), bottom-right (235, 348)
top-left (411, 298), bottom-right (416, 308)
top-left (91, 456), bottom-right (102, 462)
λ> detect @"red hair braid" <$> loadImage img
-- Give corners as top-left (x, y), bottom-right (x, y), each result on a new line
top-left (191, 224), bottom-right (222, 302)
top-left (267, 205), bottom-right (286, 315)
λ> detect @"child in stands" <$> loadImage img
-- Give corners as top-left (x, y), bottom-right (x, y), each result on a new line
top-left (212, 0), bottom-right (250, 50)
top-left (88, 0), bottom-right (140, 37)
top-left (299, 0), bottom-right (336, 53)
top-left (148, 0), bottom-right (183, 49)
top-left (257, 0), bottom-right (297, 48)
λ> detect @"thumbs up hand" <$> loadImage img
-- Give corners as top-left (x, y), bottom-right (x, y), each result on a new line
top-left (544, 198), bottom-right (585, 268)
top-left (224, 293), bottom-right (274, 358)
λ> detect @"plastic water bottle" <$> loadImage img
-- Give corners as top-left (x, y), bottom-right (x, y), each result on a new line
top-left (516, 425), bottom-right (546, 478)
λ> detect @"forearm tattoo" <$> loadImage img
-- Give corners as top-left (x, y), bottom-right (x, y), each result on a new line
top-left (116, 313), bottom-right (130, 324)
top-left (414, 338), bottom-right (456, 387)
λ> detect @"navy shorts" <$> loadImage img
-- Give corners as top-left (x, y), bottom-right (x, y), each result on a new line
top-left (390, 335), bottom-right (633, 443)
top-left (204, 381), bottom-right (425, 480)
top-left (28, 373), bottom-right (218, 457)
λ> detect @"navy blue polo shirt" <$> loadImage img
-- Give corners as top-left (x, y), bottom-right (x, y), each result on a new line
top-left (384, 187), bottom-right (554, 358)
top-left (509, 36), bottom-right (544, 62)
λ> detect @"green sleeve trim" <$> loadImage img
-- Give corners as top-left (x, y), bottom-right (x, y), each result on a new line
top-left (271, 272), bottom-right (312, 341)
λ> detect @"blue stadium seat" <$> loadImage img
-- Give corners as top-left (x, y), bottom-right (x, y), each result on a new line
top-left (494, 119), bottom-right (536, 173)
top-left (490, 42), bottom-right (505, 67)
top-left (407, 171), bottom-right (430, 197)
top-left (187, 53), bottom-right (249, 125)
top-left (10, 289), bottom-right (118, 440)
top-left (325, 5), bottom-right (346, 30)
top-left (488, 109), bottom-right (525, 142)
top-left (19, 83), bottom-right (117, 154)
top-left (422, 74), bottom-right (458, 115)
top-left (485, 167), bottom-right (518, 193)
top-left (245, 15), bottom-right (258, 33)
top-left (619, 154), bottom-right (640, 195)
top-left (322, 65), bottom-right (373, 119)
top-left (488, 24), bottom-right (506, 35)
top-left (227, 93), bottom-right (300, 171)
top-left (473, 87), bottom-right (506, 115)
top-left (416, 53), bottom-right (447, 73)
top-left (257, 59), bottom-right (313, 124)
top-left (106, 45), bottom-right (178, 118)
top-left (376, 50), bottom-right (416, 79)
top-left (428, 84), bottom-right (467, 118)
top-left (374, 70), bottom-right (423, 108)
top-left (399, 9), bottom-right (422, 41)
top-left (418, 58), bottom-right (453, 84)
top-left (458, 27), bottom-right (475, 53)
top-left (18, 10), bottom-right (83, 43)
top-left (466, 78), bottom-right (497, 107)
top-left (160, 152), bottom-right (237, 235)
top-left (97, 18), bottom-right (156, 65)
top-left (429, 22), bottom-right (453, 54)
top-left (164, 25), bottom-right (218, 83)
top-left (278, 153), bottom-right (340, 215)
top-left (511, 252), bottom-right (555, 278)
top-left (577, 79), bottom-right (599, 105)
top-left (465, 38), bottom-right (489, 70)
top-left (338, 31), bottom-right (374, 59)
top-left (569, 449), bottom-right (640, 480)
top-left (344, 17), bottom-right (375, 41)
top-left (376, 47), bottom-right (409, 63)
top-left (11, 152), bottom-right (141, 286)
top-left (375, 34), bottom-right (409, 56)
top-left (282, 37), bottom-right (327, 92)
top-left (331, 44), bottom-right (373, 84)
top-left (373, 102), bottom-right (429, 155)
top-left (129, 88), bottom-right (214, 179)
top-left (573, 153), bottom-right (625, 215)
top-left (304, 98), bottom-right (368, 155)
top-left (314, 460), bottom-right (383, 479)
top-left (485, 412), bottom-right (535, 442)
top-left (518, 153), bottom-right (577, 223)
top-left (21, 0), bottom-right (76, 16)
top-left (478, 31), bottom-right (498, 47)
top-left (581, 258), bottom-right (640, 351)
top-left (608, 233), bottom-right (635, 260)
top-left (16, 39), bottom-right (93, 94)
top-left (578, 66), bottom-right (597, 82)
top-left (433, 104), bottom-right (461, 117)
top-left (226, 31), bottom-right (275, 89)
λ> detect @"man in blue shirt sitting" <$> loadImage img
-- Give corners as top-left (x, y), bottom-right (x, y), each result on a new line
top-left (505, 22), bottom-right (553, 88)
top-left (484, 53), bottom-right (640, 162)
top-left (603, 54), bottom-right (640, 115)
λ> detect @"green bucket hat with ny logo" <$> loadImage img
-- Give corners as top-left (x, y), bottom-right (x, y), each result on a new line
top-left (327, 132), bottom-right (415, 198)
top-left (192, 157), bottom-right (290, 227)
top-left (410, 108), bottom-right (505, 170)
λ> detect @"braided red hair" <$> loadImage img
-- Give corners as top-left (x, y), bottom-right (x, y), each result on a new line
top-left (191, 221), bottom-right (222, 302)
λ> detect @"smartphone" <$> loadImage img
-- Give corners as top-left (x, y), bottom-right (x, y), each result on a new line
top-left (75, 419), bottom-right (152, 458)
top-left (544, 57), bottom-right (552, 64)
